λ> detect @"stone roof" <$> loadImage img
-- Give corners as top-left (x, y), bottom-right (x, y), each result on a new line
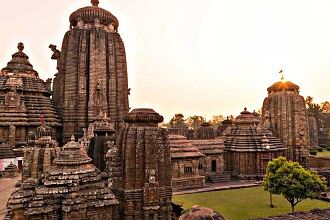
top-left (69, 0), bottom-right (119, 29)
top-left (267, 80), bottom-right (300, 93)
top-left (224, 108), bottom-right (286, 152)
top-left (0, 43), bottom-right (61, 127)
top-left (4, 162), bottom-right (17, 171)
top-left (190, 139), bottom-right (224, 155)
top-left (169, 135), bottom-right (204, 158)
top-left (1, 43), bottom-right (37, 77)
top-left (0, 142), bottom-right (16, 159)
top-left (124, 108), bottom-right (164, 126)
top-left (8, 136), bottom-right (119, 216)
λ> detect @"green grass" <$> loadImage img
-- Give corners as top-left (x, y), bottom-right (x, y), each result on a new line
top-left (173, 187), bottom-right (330, 220)
top-left (317, 150), bottom-right (330, 157)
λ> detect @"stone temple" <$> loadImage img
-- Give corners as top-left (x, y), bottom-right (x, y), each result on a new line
top-left (0, 43), bottom-right (61, 148)
top-left (261, 79), bottom-right (310, 166)
top-left (51, 0), bottom-right (129, 142)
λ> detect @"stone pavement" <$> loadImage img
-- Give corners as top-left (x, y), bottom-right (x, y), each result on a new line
top-left (0, 176), bottom-right (20, 219)
top-left (173, 181), bottom-right (260, 195)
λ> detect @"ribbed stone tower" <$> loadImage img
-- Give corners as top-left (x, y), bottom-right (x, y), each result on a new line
top-left (261, 79), bottom-right (310, 166)
top-left (52, 0), bottom-right (129, 142)
top-left (110, 108), bottom-right (172, 219)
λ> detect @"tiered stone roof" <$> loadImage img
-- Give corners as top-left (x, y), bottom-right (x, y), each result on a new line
top-left (8, 136), bottom-right (118, 218)
top-left (0, 43), bottom-right (61, 128)
top-left (224, 108), bottom-right (285, 152)
top-left (190, 139), bottom-right (224, 155)
top-left (0, 142), bottom-right (16, 159)
top-left (169, 135), bottom-right (204, 158)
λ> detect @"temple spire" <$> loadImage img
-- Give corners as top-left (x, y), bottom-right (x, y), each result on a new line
top-left (279, 69), bottom-right (285, 82)
top-left (91, 0), bottom-right (99, 7)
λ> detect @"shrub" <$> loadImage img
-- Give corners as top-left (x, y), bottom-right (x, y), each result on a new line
top-left (327, 147), bottom-right (330, 151)
top-left (309, 150), bottom-right (317, 156)
top-left (317, 147), bottom-right (323, 152)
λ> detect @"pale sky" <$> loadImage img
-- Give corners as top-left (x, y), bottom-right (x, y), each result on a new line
top-left (0, 0), bottom-right (329, 122)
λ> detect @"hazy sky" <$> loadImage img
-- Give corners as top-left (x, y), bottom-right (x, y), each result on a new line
top-left (0, 0), bottom-right (329, 122)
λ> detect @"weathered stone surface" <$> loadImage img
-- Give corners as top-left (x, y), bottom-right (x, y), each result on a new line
top-left (169, 135), bottom-right (205, 190)
top-left (110, 108), bottom-right (172, 219)
top-left (0, 43), bottom-right (61, 148)
top-left (308, 115), bottom-right (319, 148)
top-left (261, 80), bottom-right (310, 166)
top-left (224, 108), bottom-right (286, 180)
top-left (3, 162), bottom-right (18, 178)
top-left (22, 124), bottom-right (60, 181)
top-left (7, 136), bottom-right (119, 220)
top-left (52, 1), bottom-right (129, 142)
top-left (179, 205), bottom-right (226, 220)
top-left (190, 139), bottom-right (229, 183)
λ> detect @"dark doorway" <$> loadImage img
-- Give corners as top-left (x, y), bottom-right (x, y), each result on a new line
top-left (18, 160), bottom-right (22, 171)
top-left (211, 160), bottom-right (217, 172)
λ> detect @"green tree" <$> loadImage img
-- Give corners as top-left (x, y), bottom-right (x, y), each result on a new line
top-left (209, 115), bottom-right (225, 129)
top-left (263, 157), bottom-right (327, 213)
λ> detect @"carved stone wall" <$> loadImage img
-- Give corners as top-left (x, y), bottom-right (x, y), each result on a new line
top-left (261, 81), bottom-right (310, 166)
top-left (111, 108), bottom-right (172, 219)
top-left (53, 2), bottom-right (129, 142)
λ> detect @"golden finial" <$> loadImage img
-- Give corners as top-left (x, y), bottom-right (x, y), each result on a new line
top-left (17, 42), bottom-right (24, 52)
top-left (91, 0), bottom-right (99, 7)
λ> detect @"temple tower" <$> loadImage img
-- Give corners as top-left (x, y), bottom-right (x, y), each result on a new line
top-left (261, 79), bottom-right (310, 166)
top-left (52, 0), bottom-right (129, 142)
top-left (110, 108), bottom-right (172, 219)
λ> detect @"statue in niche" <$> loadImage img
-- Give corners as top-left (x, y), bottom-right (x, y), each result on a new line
top-left (93, 80), bottom-right (106, 116)
top-left (149, 170), bottom-right (156, 184)
top-left (262, 111), bottom-right (271, 131)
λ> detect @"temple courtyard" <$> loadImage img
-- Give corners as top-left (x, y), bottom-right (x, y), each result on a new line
top-left (173, 187), bottom-right (330, 220)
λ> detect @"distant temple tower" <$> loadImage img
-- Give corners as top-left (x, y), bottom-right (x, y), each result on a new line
top-left (51, 0), bottom-right (129, 142)
top-left (261, 76), bottom-right (310, 166)
top-left (109, 108), bottom-right (172, 219)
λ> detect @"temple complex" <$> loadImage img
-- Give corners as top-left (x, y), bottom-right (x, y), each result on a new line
top-left (51, 0), bottom-right (129, 142)
top-left (7, 136), bottom-right (120, 219)
top-left (261, 79), bottom-right (310, 166)
top-left (110, 108), bottom-right (172, 219)
top-left (0, 43), bottom-right (61, 148)
top-left (224, 108), bottom-right (286, 180)
top-left (169, 135), bottom-right (205, 190)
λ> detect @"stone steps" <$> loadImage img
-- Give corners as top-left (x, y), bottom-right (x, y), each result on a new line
top-left (208, 173), bottom-right (231, 183)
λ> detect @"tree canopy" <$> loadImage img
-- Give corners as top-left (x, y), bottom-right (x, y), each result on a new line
top-left (263, 157), bottom-right (327, 212)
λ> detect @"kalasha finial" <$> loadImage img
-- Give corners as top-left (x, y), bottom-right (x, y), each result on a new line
top-left (18, 42), bottom-right (24, 52)
top-left (244, 107), bottom-right (247, 111)
top-left (279, 69), bottom-right (285, 82)
top-left (71, 135), bottom-right (75, 142)
top-left (91, 0), bottom-right (99, 6)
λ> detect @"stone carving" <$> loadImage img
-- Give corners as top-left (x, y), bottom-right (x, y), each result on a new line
top-left (48, 44), bottom-right (61, 60)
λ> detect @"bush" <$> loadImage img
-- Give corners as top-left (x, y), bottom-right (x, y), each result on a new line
top-left (327, 147), bottom-right (330, 151)
top-left (309, 150), bottom-right (317, 156)
top-left (317, 147), bottom-right (323, 152)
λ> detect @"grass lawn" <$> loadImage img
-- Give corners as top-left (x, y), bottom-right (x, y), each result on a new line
top-left (173, 187), bottom-right (330, 220)
top-left (316, 150), bottom-right (330, 157)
